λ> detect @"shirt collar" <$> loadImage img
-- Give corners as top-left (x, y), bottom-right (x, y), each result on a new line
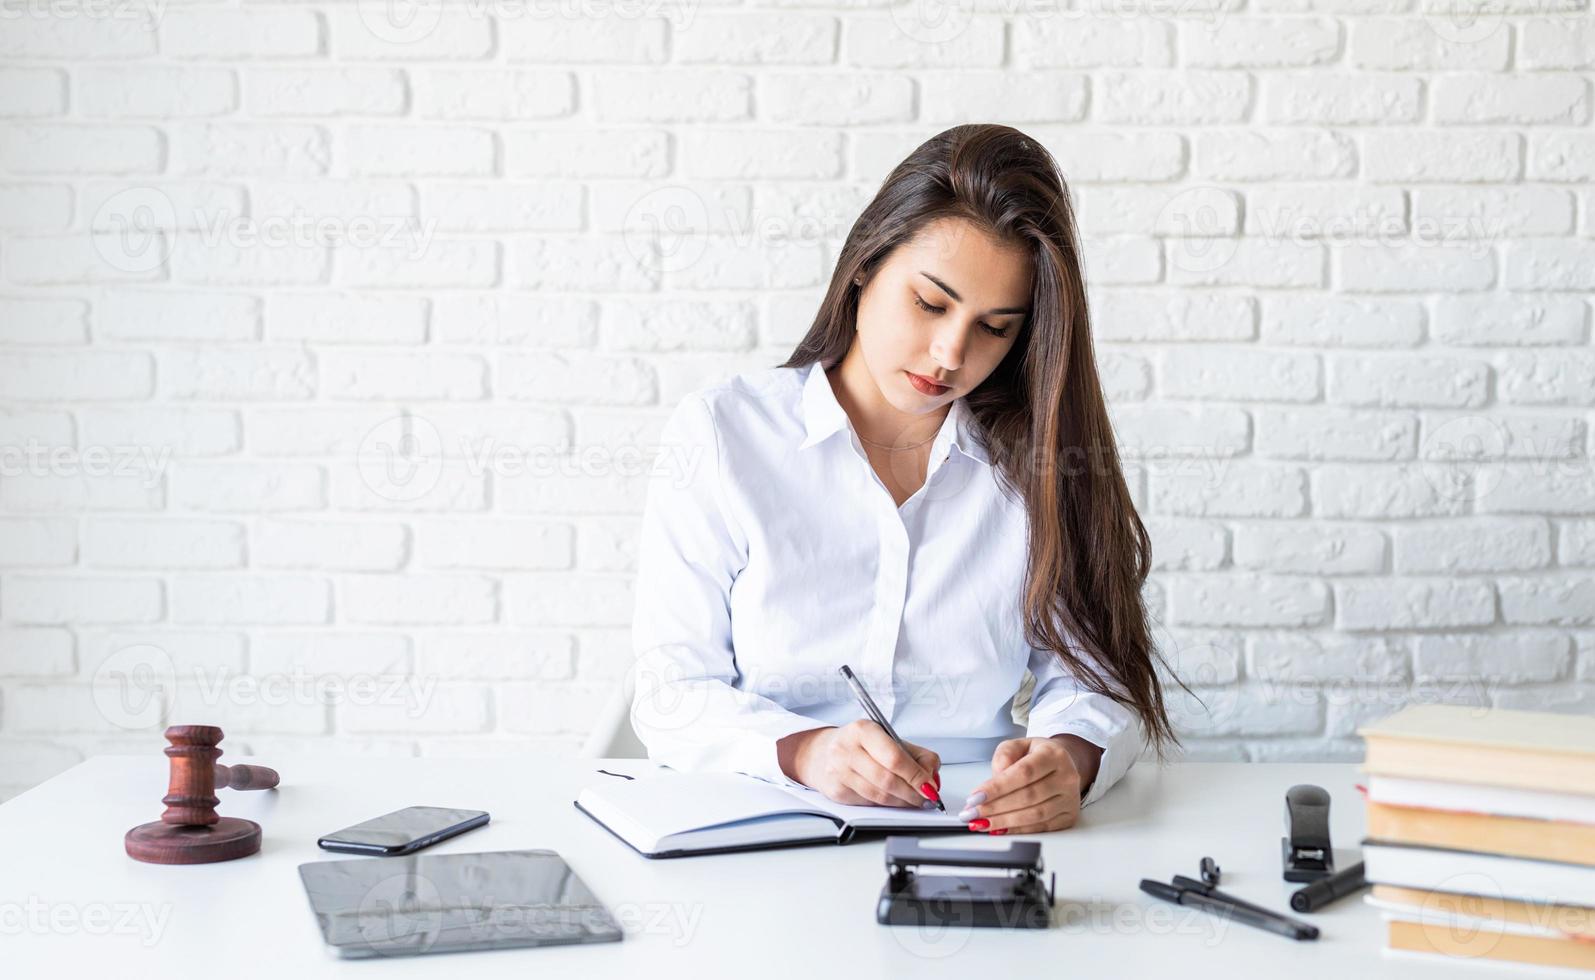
top-left (797, 359), bottom-right (991, 466)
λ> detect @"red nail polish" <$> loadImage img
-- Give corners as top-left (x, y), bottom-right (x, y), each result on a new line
top-left (991, 829), bottom-right (1007, 836)
top-left (968, 818), bottom-right (990, 831)
top-left (933, 772), bottom-right (941, 790)
top-left (920, 782), bottom-right (940, 802)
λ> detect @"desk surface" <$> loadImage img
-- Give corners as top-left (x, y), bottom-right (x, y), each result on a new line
top-left (0, 756), bottom-right (1463, 978)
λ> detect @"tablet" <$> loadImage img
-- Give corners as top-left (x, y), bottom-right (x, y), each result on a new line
top-left (298, 848), bottom-right (624, 958)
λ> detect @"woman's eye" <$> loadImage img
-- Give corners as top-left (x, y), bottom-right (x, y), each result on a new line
top-left (916, 294), bottom-right (1010, 339)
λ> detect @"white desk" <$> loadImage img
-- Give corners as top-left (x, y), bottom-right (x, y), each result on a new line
top-left (1, 756), bottom-right (1458, 978)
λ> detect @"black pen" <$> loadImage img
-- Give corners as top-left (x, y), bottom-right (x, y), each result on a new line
top-left (1171, 875), bottom-right (1289, 921)
top-left (837, 664), bottom-right (945, 812)
top-left (1139, 879), bottom-right (1320, 941)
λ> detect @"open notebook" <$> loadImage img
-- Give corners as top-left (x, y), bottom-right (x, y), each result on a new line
top-left (575, 762), bottom-right (992, 858)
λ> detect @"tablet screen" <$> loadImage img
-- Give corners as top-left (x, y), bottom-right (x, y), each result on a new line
top-left (298, 849), bottom-right (624, 958)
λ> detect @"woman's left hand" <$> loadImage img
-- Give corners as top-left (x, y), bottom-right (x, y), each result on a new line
top-left (957, 736), bottom-right (1099, 834)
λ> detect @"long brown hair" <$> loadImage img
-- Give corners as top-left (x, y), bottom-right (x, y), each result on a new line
top-left (780, 123), bottom-right (1186, 760)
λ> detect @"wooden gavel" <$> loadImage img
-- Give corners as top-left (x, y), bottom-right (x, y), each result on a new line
top-left (125, 725), bottom-right (280, 865)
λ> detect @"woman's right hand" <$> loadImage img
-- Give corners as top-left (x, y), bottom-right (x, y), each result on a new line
top-left (777, 720), bottom-right (942, 808)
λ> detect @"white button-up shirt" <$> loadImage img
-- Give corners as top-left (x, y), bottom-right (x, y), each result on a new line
top-left (629, 358), bottom-right (1144, 807)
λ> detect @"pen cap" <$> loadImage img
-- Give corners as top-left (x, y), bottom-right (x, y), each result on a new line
top-left (1289, 861), bottom-right (1367, 913)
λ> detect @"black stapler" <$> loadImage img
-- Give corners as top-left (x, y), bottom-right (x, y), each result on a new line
top-left (1281, 784), bottom-right (1334, 882)
top-left (877, 836), bottom-right (1055, 930)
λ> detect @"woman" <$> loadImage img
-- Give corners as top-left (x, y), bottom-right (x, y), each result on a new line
top-left (629, 124), bottom-right (1183, 835)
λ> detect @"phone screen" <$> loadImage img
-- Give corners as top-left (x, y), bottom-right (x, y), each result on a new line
top-left (319, 806), bottom-right (489, 854)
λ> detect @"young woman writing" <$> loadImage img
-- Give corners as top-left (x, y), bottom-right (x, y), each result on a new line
top-left (630, 123), bottom-right (1183, 835)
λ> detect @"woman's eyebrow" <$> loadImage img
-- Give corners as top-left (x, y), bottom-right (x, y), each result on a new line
top-left (918, 271), bottom-right (1029, 316)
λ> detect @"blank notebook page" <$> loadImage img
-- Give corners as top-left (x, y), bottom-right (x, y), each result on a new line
top-left (582, 771), bottom-right (831, 842)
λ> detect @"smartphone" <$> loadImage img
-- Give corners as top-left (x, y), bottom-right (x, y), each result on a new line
top-left (318, 806), bottom-right (490, 856)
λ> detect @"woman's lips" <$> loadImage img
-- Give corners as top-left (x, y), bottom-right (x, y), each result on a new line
top-left (905, 371), bottom-right (950, 396)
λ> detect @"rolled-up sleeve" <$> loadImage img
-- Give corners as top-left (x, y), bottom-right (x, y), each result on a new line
top-left (1023, 644), bottom-right (1145, 807)
top-left (629, 392), bottom-right (826, 788)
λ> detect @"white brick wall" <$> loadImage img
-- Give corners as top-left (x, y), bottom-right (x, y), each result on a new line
top-left (1, 2), bottom-right (1592, 799)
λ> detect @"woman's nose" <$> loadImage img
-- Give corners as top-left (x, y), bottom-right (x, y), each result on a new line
top-left (929, 322), bottom-right (969, 371)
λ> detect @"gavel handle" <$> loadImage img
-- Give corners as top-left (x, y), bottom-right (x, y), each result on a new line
top-left (213, 763), bottom-right (279, 791)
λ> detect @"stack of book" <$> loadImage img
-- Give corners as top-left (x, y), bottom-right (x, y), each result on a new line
top-left (1358, 704), bottom-right (1595, 971)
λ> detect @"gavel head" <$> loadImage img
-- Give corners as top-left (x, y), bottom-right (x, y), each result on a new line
top-left (161, 725), bottom-right (226, 827)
